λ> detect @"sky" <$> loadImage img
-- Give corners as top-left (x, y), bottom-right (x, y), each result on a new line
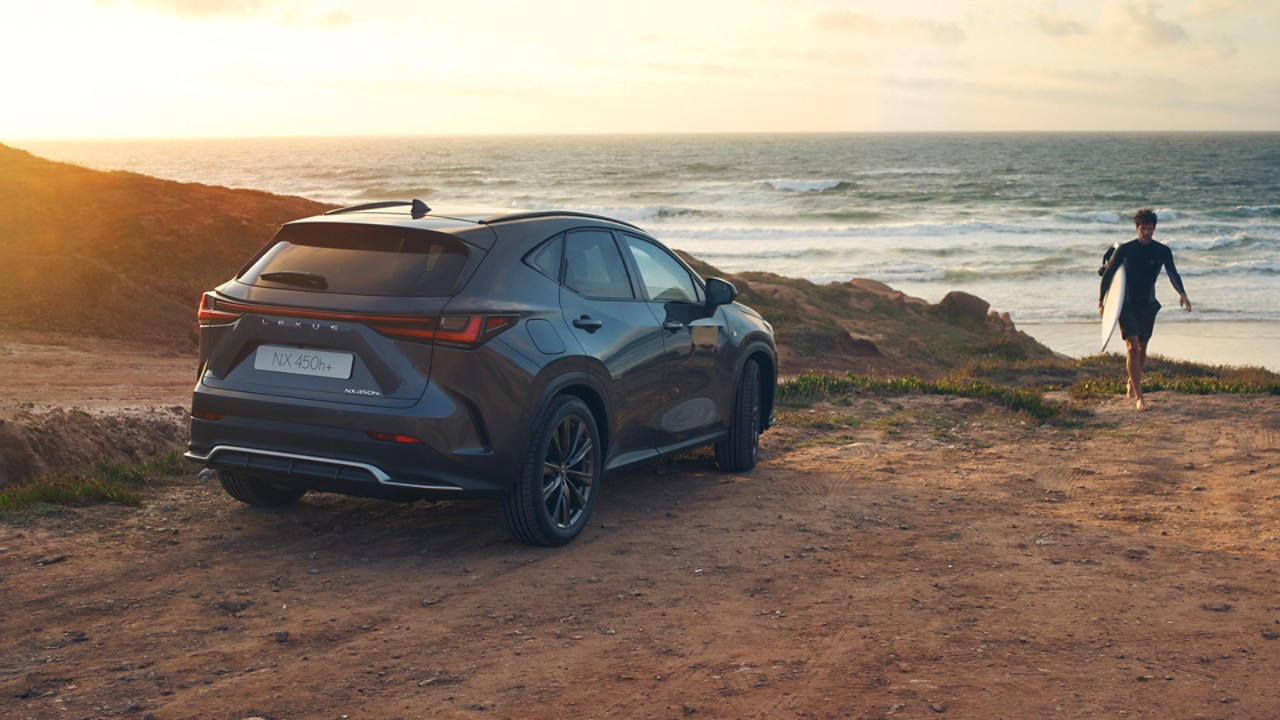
top-left (2, 0), bottom-right (1278, 138)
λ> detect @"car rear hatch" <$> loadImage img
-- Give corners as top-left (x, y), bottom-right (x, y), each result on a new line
top-left (196, 220), bottom-right (496, 408)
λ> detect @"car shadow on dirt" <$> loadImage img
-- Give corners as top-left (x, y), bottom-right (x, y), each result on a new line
top-left (202, 455), bottom-right (730, 562)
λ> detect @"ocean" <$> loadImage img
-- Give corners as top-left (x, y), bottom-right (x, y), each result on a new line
top-left (12, 133), bottom-right (1280, 366)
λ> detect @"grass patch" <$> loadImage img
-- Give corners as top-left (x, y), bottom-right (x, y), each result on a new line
top-left (0, 450), bottom-right (187, 514)
top-left (776, 356), bottom-right (1278, 432)
top-left (779, 373), bottom-right (1062, 422)
top-left (944, 353), bottom-right (1279, 401)
top-left (0, 474), bottom-right (143, 511)
top-left (1068, 368), bottom-right (1280, 400)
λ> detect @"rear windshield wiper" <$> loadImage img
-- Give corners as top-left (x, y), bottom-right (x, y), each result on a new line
top-left (259, 271), bottom-right (329, 290)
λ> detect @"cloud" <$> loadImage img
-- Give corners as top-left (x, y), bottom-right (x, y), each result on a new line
top-left (885, 75), bottom-right (957, 91)
top-left (94, 0), bottom-right (353, 28)
top-left (1041, 67), bottom-right (1124, 84)
top-left (815, 10), bottom-right (966, 45)
top-left (1203, 34), bottom-right (1239, 60)
top-left (814, 10), bottom-right (881, 34)
top-left (1102, 1), bottom-right (1190, 47)
top-left (1030, 6), bottom-right (1090, 36)
top-left (1187, 0), bottom-right (1261, 17)
top-left (901, 19), bottom-right (967, 45)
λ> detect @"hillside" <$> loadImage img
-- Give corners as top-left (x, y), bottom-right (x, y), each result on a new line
top-left (0, 143), bottom-right (330, 345)
top-left (0, 142), bottom-right (1054, 372)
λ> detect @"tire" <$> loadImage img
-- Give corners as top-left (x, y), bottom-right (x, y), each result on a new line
top-left (715, 357), bottom-right (761, 472)
top-left (218, 470), bottom-right (307, 507)
top-left (501, 396), bottom-right (600, 547)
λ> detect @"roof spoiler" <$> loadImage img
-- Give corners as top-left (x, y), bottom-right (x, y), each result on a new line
top-left (325, 199), bottom-right (431, 219)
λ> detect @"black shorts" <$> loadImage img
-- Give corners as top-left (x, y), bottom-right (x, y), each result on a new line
top-left (1118, 301), bottom-right (1160, 342)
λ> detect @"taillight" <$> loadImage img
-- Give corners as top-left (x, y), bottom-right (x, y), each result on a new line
top-left (370, 314), bottom-right (518, 349)
top-left (197, 293), bottom-right (243, 325)
top-left (195, 293), bottom-right (516, 349)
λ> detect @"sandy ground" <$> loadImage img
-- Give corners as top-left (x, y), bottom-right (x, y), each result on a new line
top-left (3, 337), bottom-right (1280, 719)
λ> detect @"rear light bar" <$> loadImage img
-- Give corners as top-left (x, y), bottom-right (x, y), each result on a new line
top-left (373, 315), bottom-right (518, 348)
top-left (196, 293), bottom-right (517, 349)
top-left (197, 293), bottom-right (242, 324)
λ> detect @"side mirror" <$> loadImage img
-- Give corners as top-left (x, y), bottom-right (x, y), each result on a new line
top-left (705, 277), bottom-right (738, 307)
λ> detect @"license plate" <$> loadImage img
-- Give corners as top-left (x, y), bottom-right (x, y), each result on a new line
top-left (254, 345), bottom-right (354, 379)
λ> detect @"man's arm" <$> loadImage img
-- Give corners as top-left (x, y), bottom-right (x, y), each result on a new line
top-left (1163, 246), bottom-right (1192, 312)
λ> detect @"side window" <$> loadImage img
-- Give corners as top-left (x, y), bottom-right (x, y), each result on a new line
top-left (622, 235), bottom-right (701, 303)
top-left (527, 233), bottom-right (563, 281)
top-left (564, 230), bottom-right (635, 299)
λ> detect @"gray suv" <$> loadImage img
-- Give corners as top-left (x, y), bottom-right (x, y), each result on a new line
top-left (187, 200), bottom-right (776, 545)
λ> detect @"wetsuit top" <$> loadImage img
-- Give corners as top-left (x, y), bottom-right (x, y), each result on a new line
top-left (1099, 238), bottom-right (1186, 307)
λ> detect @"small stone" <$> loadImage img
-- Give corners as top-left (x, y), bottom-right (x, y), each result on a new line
top-left (931, 703), bottom-right (946, 713)
top-left (275, 631), bottom-right (290, 643)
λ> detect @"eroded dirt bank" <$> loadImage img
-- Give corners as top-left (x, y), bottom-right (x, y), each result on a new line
top-left (0, 335), bottom-right (193, 487)
top-left (4, 391), bottom-right (1278, 719)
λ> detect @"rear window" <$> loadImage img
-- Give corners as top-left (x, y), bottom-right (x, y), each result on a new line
top-left (241, 223), bottom-right (469, 297)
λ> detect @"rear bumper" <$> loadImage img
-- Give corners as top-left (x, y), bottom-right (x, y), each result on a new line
top-left (188, 385), bottom-right (521, 500)
top-left (186, 445), bottom-right (459, 488)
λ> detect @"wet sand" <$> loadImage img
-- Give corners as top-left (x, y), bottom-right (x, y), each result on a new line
top-left (1026, 319), bottom-right (1280, 372)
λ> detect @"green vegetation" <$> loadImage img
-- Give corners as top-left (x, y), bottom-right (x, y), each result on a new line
top-left (779, 354), bottom-right (1280, 426)
top-left (0, 450), bottom-right (187, 514)
top-left (949, 351), bottom-right (1279, 398)
top-left (779, 373), bottom-right (1062, 421)
top-left (1070, 373), bottom-right (1280, 399)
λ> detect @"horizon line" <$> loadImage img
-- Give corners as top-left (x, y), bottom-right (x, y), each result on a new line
top-left (8, 128), bottom-right (1280, 143)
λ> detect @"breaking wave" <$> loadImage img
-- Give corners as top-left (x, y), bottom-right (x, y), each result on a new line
top-left (758, 179), bottom-right (852, 192)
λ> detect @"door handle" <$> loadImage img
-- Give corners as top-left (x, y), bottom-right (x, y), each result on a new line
top-left (662, 320), bottom-right (686, 332)
top-left (572, 315), bottom-right (604, 333)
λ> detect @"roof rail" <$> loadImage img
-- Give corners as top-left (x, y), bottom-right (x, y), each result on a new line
top-left (482, 210), bottom-right (641, 230)
top-left (324, 199), bottom-right (432, 218)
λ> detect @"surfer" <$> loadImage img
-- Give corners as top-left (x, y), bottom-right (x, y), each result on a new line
top-left (1098, 208), bottom-right (1192, 411)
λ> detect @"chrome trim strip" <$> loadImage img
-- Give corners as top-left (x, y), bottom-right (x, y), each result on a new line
top-left (185, 446), bottom-right (462, 492)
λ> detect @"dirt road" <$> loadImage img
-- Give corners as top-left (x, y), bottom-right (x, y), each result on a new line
top-left (4, 367), bottom-right (1279, 718)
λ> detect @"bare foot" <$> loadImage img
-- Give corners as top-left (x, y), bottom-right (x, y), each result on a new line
top-left (1127, 380), bottom-right (1137, 399)
top-left (1136, 398), bottom-right (1148, 411)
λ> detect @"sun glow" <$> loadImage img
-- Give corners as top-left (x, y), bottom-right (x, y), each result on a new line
top-left (2, 0), bottom-right (1278, 139)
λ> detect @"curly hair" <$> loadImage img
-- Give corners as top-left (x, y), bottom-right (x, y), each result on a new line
top-left (1133, 208), bottom-right (1158, 226)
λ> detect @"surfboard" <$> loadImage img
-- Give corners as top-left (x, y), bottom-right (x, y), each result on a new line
top-left (1100, 252), bottom-right (1127, 353)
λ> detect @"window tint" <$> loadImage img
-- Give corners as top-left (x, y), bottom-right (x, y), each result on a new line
top-left (242, 223), bottom-right (468, 297)
top-left (528, 234), bottom-right (563, 280)
top-left (563, 231), bottom-right (634, 299)
top-left (622, 235), bottom-right (700, 303)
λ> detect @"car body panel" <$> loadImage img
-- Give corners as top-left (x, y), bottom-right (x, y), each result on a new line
top-left (188, 203), bottom-right (778, 528)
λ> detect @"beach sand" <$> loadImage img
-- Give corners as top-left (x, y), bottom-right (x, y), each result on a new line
top-left (1026, 319), bottom-right (1280, 372)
